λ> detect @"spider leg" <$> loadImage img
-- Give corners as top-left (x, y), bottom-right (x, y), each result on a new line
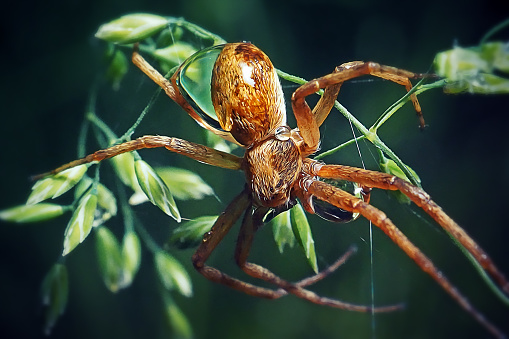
top-left (191, 188), bottom-right (288, 299)
top-left (191, 187), bottom-right (398, 311)
top-left (314, 162), bottom-right (509, 295)
top-left (304, 166), bottom-right (506, 338)
top-left (312, 82), bottom-right (342, 127)
top-left (131, 48), bottom-right (240, 145)
top-left (233, 202), bottom-right (401, 312)
top-left (33, 135), bottom-right (242, 179)
top-left (292, 61), bottom-right (425, 152)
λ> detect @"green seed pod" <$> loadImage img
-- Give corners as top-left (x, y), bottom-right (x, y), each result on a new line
top-left (40, 263), bottom-right (68, 335)
top-left (379, 153), bottom-right (420, 204)
top-left (27, 165), bottom-right (87, 205)
top-left (153, 42), bottom-right (197, 68)
top-left (162, 291), bottom-right (193, 339)
top-left (154, 251), bottom-right (193, 297)
top-left (290, 203), bottom-right (318, 274)
top-left (434, 42), bottom-right (509, 94)
top-left (95, 226), bottom-right (124, 292)
top-left (134, 160), bottom-right (180, 222)
top-left (270, 209), bottom-right (296, 254)
top-left (0, 203), bottom-right (67, 223)
top-left (95, 13), bottom-right (168, 44)
top-left (156, 167), bottom-right (213, 200)
top-left (121, 230), bottom-right (141, 286)
top-left (109, 151), bottom-right (140, 192)
top-left (62, 191), bottom-right (98, 256)
top-left (169, 215), bottom-right (217, 249)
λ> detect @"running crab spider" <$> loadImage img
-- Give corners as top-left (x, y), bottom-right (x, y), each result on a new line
top-left (36, 42), bottom-right (507, 337)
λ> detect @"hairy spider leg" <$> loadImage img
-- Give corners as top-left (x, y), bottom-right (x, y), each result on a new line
top-left (290, 61), bottom-right (506, 337)
top-left (292, 61), bottom-right (425, 153)
top-left (303, 164), bottom-right (506, 339)
top-left (132, 48), bottom-right (240, 145)
top-left (191, 188), bottom-right (400, 312)
top-left (31, 126), bottom-right (394, 309)
top-left (190, 189), bottom-right (287, 298)
top-left (31, 48), bottom-right (395, 311)
top-left (31, 137), bottom-right (393, 310)
top-left (32, 136), bottom-right (242, 180)
top-left (233, 201), bottom-right (401, 311)
top-left (315, 163), bottom-right (509, 294)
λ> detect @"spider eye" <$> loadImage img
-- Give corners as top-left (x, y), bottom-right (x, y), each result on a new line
top-left (312, 179), bottom-right (363, 223)
top-left (176, 44), bottom-right (225, 131)
top-left (274, 126), bottom-right (291, 141)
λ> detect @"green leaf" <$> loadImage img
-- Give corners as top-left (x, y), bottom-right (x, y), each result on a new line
top-left (40, 263), bottom-right (68, 335)
top-left (169, 215), bottom-right (217, 249)
top-left (95, 226), bottom-right (124, 293)
top-left (156, 167), bottom-right (214, 201)
top-left (135, 160), bottom-right (180, 222)
top-left (162, 291), bottom-right (193, 339)
top-left (27, 165), bottom-right (87, 205)
top-left (270, 210), bottom-right (296, 253)
top-left (62, 192), bottom-right (98, 256)
top-left (95, 13), bottom-right (168, 44)
top-left (154, 251), bottom-right (193, 297)
top-left (121, 230), bottom-right (142, 286)
top-left (290, 203), bottom-right (318, 273)
top-left (0, 203), bottom-right (67, 223)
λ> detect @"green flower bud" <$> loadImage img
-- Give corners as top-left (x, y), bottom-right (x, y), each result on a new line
top-left (40, 263), bottom-right (68, 335)
top-left (290, 203), bottom-right (318, 274)
top-left (135, 160), bottom-right (180, 222)
top-left (154, 251), bottom-right (192, 297)
top-left (106, 49), bottom-right (128, 90)
top-left (434, 42), bottom-right (509, 94)
top-left (95, 14), bottom-right (168, 44)
top-left (435, 46), bottom-right (489, 81)
top-left (379, 154), bottom-right (420, 204)
top-left (205, 129), bottom-right (237, 153)
top-left (162, 292), bottom-right (193, 339)
top-left (27, 165), bottom-right (87, 205)
top-left (156, 167), bottom-right (213, 200)
top-left (0, 203), bottom-right (67, 223)
top-left (95, 226), bottom-right (124, 292)
top-left (270, 210), bottom-right (296, 254)
top-left (121, 230), bottom-right (141, 286)
top-left (62, 191), bottom-right (98, 256)
top-left (153, 42), bottom-right (197, 67)
top-left (75, 177), bottom-right (117, 226)
top-left (169, 215), bottom-right (217, 249)
top-left (109, 151), bottom-right (141, 192)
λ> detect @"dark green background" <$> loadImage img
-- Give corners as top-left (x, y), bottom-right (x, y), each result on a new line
top-left (1, 1), bottom-right (508, 338)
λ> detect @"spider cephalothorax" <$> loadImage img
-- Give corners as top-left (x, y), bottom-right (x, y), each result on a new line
top-left (243, 129), bottom-right (302, 208)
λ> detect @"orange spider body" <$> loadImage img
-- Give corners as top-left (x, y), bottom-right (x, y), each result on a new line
top-left (210, 43), bottom-right (302, 208)
top-left (38, 42), bottom-right (508, 338)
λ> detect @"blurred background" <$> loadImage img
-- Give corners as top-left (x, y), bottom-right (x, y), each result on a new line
top-left (1, 0), bottom-right (508, 338)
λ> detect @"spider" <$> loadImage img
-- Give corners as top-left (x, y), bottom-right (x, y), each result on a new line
top-left (37, 42), bottom-right (507, 337)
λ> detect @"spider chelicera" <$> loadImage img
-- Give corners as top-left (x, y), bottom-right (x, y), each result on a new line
top-left (38, 42), bottom-right (507, 337)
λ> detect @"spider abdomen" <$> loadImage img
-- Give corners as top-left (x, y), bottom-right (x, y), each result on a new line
top-left (211, 43), bottom-right (286, 146)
